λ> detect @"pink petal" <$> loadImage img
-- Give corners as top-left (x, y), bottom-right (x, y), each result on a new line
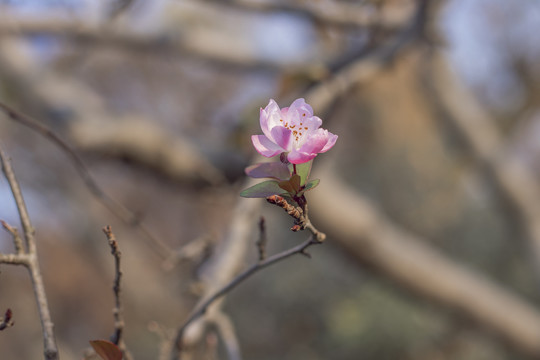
top-left (321, 132), bottom-right (338, 152)
top-left (251, 135), bottom-right (283, 158)
top-left (287, 150), bottom-right (317, 164)
top-left (289, 98), bottom-right (313, 117)
top-left (270, 126), bottom-right (292, 152)
top-left (308, 116), bottom-right (323, 130)
top-left (260, 100), bottom-right (281, 140)
top-left (299, 129), bottom-right (331, 155)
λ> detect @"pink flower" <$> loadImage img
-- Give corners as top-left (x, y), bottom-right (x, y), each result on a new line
top-left (251, 98), bottom-right (338, 164)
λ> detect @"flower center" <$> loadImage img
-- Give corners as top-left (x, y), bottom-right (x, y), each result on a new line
top-left (279, 115), bottom-right (310, 146)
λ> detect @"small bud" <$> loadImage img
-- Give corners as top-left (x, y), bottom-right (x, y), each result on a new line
top-left (280, 152), bottom-right (290, 165)
top-left (291, 224), bottom-right (302, 232)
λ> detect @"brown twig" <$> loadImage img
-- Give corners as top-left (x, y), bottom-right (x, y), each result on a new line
top-left (0, 147), bottom-right (58, 360)
top-left (266, 195), bottom-right (326, 242)
top-left (102, 225), bottom-right (133, 360)
top-left (0, 309), bottom-right (14, 331)
top-left (266, 195), bottom-right (306, 230)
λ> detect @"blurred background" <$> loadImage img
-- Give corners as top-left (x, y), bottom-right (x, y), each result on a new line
top-left (1, 0), bottom-right (540, 359)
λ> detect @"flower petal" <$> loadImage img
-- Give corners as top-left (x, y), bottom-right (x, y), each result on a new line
top-left (299, 129), bottom-right (332, 154)
top-left (270, 126), bottom-right (292, 152)
top-left (307, 115), bottom-right (323, 130)
top-left (289, 98), bottom-right (313, 117)
top-left (321, 131), bottom-right (338, 152)
top-left (287, 149), bottom-right (317, 164)
top-left (260, 100), bottom-right (281, 140)
top-left (251, 135), bottom-right (283, 157)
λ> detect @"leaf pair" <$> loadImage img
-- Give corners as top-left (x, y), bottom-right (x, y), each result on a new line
top-left (241, 160), bottom-right (319, 198)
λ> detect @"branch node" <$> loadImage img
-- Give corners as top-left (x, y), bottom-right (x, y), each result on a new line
top-left (0, 220), bottom-right (25, 254)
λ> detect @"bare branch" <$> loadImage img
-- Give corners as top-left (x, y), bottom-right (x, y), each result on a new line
top-left (171, 202), bottom-right (325, 359)
top-left (0, 148), bottom-right (58, 360)
top-left (102, 225), bottom-right (133, 360)
top-left (1, 219), bottom-right (24, 254)
top-left (0, 145), bottom-right (34, 251)
top-left (173, 178), bottom-right (263, 355)
top-left (0, 252), bottom-right (30, 265)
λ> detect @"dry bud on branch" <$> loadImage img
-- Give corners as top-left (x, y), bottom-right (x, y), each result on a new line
top-left (266, 195), bottom-right (307, 231)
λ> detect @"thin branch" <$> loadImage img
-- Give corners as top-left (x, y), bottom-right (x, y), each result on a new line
top-left (0, 148), bottom-right (58, 360)
top-left (102, 225), bottom-right (133, 360)
top-left (305, 0), bottom-right (431, 115)
top-left (0, 252), bottom-right (30, 265)
top-left (1, 220), bottom-right (24, 254)
top-left (171, 219), bottom-right (325, 359)
top-left (0, 100), bottom-right (173, 259)
top-left (255, 217), bottom-right (267, 261)
top-left (169, 180), bottom-right (263, 358)
top-left (202, 0), bottom-right (411, 29)
top-left (0, 145), bottom-right (34, 252)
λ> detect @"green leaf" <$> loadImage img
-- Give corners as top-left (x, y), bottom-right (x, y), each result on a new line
top-left (89, 340), bottom-right (122, 360)
top-left (304, 178), bottom-right (320, 191)
top-left (240, 180), bottom-right (288, 198)
top-left (298, 179), bottom-right (320, 196)
top-left (245, 162), bottom-right (291, 180)
top-left (295, 161), bottom-right (313, 185)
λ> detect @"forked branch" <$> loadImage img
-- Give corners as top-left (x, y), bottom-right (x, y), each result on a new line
top-left (0, 148), bottom-right (58, 360)
top-left (170, 196), bottom-right (325, 359)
